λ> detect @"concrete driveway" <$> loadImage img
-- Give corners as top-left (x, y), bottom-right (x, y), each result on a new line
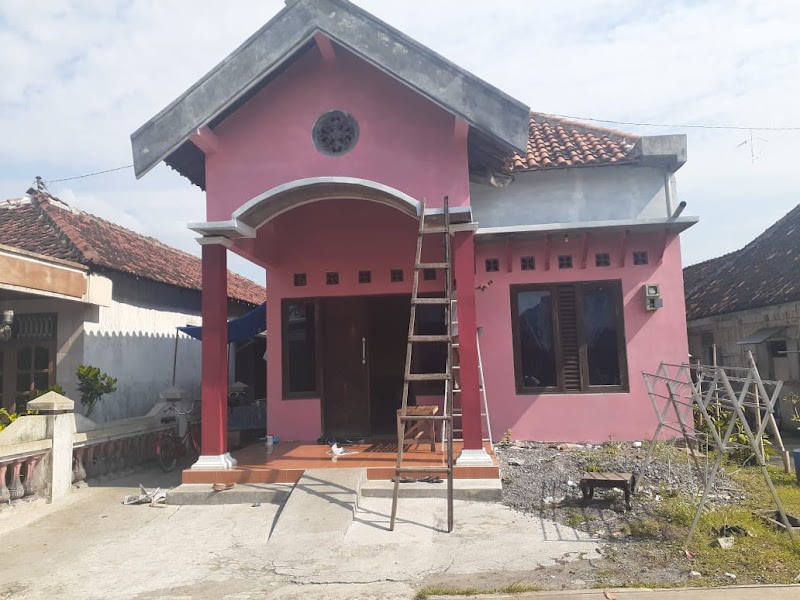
top-left (0, 469), bottom-right (597, 599)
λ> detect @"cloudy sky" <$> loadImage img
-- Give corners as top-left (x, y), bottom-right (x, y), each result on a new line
top-left (1, 0), bottom-right (798, 283)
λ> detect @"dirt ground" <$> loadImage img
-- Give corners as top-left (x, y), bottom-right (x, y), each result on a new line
top-left (494, 439), bottom-right (800, 590)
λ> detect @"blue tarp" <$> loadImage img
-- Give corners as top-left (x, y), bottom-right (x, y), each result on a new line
top-left (178, 303), bottom-right (266, 343)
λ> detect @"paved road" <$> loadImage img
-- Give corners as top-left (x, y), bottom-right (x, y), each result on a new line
top-left (0, 470), bottom-right (598, 599)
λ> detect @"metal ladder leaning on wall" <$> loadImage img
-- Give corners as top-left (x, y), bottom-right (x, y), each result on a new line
top-left (390, 196), bottom-right (455, 533)
top-left (446, 332), bottom-right (493, 451)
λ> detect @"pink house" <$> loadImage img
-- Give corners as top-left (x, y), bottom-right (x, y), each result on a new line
top-left (131, 0), bottom-right (696, 472)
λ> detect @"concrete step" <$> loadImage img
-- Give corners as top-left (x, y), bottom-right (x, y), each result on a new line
top-left (166, 483), bottom-right (293, 506)
top-left (360, 478), bottom-right (502, 502)
top-left (268, 468), bottom-right (365, 545)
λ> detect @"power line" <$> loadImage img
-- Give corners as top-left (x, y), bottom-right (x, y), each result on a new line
top-left (550, 114), bottom-right (800, 132)
top-left (49, 164), bottom-right (133, 183)
top-left (39, 113), bottom-right (800, 185)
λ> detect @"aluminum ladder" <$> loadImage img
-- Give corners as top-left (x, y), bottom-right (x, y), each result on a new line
top-left (446, 331), bottom-right (493, 450)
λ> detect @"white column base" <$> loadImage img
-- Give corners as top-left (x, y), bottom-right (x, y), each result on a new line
top-left (190, 453), bottom-right (238, 470)
top-left (455, 448), bottom-right (494, 466)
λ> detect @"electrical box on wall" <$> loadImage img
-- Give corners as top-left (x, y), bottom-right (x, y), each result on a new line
top-left (644, 283), bottom-right (663, 311)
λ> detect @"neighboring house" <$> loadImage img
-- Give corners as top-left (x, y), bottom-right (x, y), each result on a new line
top-left (0, 188), bottom-right (265, 421)
top-left (684, 204), bottom-right (800, 425)
top-left (130, 0), bottom-right (697, 471)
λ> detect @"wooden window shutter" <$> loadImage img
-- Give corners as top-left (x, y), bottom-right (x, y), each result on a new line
top-left (556, 285), bottom-right (582, 391)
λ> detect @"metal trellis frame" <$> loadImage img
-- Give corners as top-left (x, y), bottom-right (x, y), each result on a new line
top-left (637, 351), bottom-right (794, 543)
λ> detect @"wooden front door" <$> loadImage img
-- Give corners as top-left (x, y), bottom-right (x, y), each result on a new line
top-left (322, 297), bottom-right (370, 439)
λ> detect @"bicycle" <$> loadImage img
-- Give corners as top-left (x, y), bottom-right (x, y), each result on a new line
top-left (156, 403), bottom-right (200, 472)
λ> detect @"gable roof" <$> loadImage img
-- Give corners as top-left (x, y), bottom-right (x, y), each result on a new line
top-left (130, 0), bottom-right (530, 185)
top-left (684, 203), bottom-right (800, 320)
top-left (511, 113), bottom-right (641, 172)
top-left (0, 190), bottom-right (265, 306)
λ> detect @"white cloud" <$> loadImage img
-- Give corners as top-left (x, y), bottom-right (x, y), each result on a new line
top-left (2, 0), bottom-right (799, 284)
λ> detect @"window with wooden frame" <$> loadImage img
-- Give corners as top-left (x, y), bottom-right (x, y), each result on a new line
top-left (14, 345), bottom-right (55, 412)
top-left (511, 280), bottom-right (628, 394)
top-left (282, 300), bottom-right (320, 398)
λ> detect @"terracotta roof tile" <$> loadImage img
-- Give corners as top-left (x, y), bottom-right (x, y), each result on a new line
top-left (511, 113), bottom-right (641, 173)
top-left (684, 204), bottom-right (800, 320)
top-left (0, 192), bottom-right (264, 306)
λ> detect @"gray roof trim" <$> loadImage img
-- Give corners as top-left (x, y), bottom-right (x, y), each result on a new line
top-left (188, 177), bottom-right (480, 238)
top-left (736, 326), bottom-right (786, 345)
top-left (475, 216), bottom-right (699, 242)
top-left (131, 0), bottom-right (530, 179)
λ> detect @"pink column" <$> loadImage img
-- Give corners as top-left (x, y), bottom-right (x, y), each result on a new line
top-left (453, 231), bottom-right (482, 451)
top-left (194, 243), bottom-right (235, 469)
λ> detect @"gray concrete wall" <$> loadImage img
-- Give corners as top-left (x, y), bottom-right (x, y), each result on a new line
top-left (687, 300), bottom-right (800, 424)
top-left (470, 165), bottom-right (669, 228)
top-left (83, 275), bottom-right (202, 422)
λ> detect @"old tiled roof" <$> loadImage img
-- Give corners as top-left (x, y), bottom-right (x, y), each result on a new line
top-left (0, 191), bottom-right (265, 306)
top-left (511, 113), bottom-right (641, 172)
top-left (684, 204), bottom-right (800, 320)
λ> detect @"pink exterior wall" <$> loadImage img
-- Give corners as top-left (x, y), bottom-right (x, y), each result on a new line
top-left (474, 233), bottom-right (689, 443)
top-left (258, 199), bottom-right (447, 441)
top-left (204, 45), bottom-right (469, 220)
top-left (200, 44), bottom-right (470, 442)
top-left (197, 39), bottom-right (691, 444)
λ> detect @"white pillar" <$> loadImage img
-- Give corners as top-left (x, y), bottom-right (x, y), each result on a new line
top-left (27, 392), bottom-right (76, 502)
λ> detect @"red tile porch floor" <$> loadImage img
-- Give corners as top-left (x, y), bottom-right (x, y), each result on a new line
top-left (182, 440), bottom-right (499, 485)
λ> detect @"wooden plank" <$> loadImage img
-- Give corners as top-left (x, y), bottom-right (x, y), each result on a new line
top-left (409, 335), bottom-right (450, 342)
top-left (399, 415), bottom-right (450, 422)
top-left (402, 406), bottom-right (438, 416)
top-left (397, 466), bottom-right (453, 473)
top-left (405, 373), bottom-right (450, 381)
top-left (412, 297), bottom-right (450, 304)
top-left (581, 472), bottom-right (633, 482)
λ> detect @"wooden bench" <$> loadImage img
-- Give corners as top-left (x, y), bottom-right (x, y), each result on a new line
top-left (580, 472), bottom-right (636, 511)
top-left (397, 405), bottom-right (438, 453)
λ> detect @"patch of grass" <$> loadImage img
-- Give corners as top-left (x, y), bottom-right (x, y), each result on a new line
top-left (625, 517), bottom-right (663, 539)
top-left (657, 495), bottom-right (696, 529)
top-left (640, 464), bottom-right (800, 585)
top-left (599, 441), bottom-right (625, 458)
top-left (565, 509), bottom-right (584, 528)
top-left (617, 581), bottom-right (687, 589)
top-left (414, 583), bottom-right (541, 599)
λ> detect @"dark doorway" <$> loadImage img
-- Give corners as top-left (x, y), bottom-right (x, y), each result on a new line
top-left (367, 295), bottom-right (410, 435)
top-left (321, 297), bottom-right (370, 439)
top-left (320, 295), bottom-right (410, 439)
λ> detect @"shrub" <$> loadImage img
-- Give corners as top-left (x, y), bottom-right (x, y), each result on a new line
top-left (77, 365), bottom-right (117, 418)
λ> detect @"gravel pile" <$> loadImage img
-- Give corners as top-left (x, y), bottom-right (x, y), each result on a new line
top-left (497, 441), bottom-right (744, 535)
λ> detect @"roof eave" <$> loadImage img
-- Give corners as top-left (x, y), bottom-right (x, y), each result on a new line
top-left (130, 0), bottom-right (530, 180)
top-left (637, 134), bottom-right (688, 172)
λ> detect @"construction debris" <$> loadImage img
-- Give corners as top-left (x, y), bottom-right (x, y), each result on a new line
top-left (122, 484), bottom-right (166, 507)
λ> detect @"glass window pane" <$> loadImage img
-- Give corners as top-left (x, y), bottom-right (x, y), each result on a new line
top-left (583, 285), bottom-right (622, 386)
top-left (286, 303), bottom-right (316, 393)
top-left (17, 372), bottom-right (32, 393)
top-left (34, 346), bottom-right (49, 370)
top-left (17, 347), bottom-right (32, 371)
top-left (517, 290), bottom-right (557, 387)
top-left (34, 373), bottom-right (49, 391)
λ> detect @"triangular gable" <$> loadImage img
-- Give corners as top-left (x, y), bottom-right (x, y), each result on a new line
top-left (130, 0), bottom-right (530, 180)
